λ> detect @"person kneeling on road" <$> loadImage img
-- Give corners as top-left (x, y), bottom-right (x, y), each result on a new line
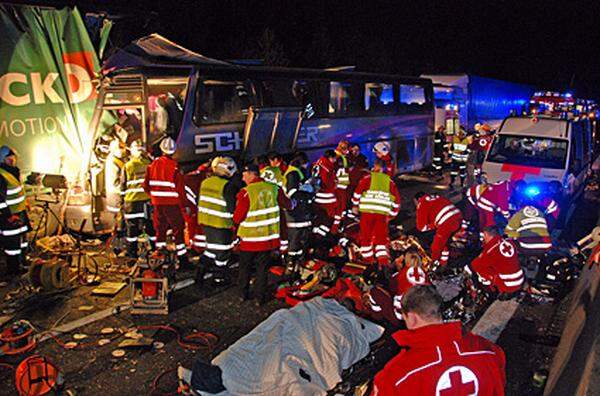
top-left (466, 226), bottom-right (525, 297)
top-left (373, 285), bottom-right (506, 395)
top-left (414, 191), bottom-right (463, 273)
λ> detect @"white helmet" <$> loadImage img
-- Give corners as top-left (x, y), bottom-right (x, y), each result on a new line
top-left (474, 123), bottom-right (482, 131)
top-left (373, 141), bottom-right (390, 156)
top-left (160, 137), bottom-right (176, 155)
top-left (211, 156), bottom-right (237, 178)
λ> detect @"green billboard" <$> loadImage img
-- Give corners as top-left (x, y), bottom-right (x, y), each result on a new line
top-left (0, 5), bottom-right (102, 180)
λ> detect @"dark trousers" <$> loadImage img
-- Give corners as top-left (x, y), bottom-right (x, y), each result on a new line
top-left (124, 201), bottom-right (155, 255)
top-left (0, 212), bottom-right (30, 277)
top-left (287, 225), bottom-right (310, 265)
top-left (237, 250), bottom-right (274, 302)
top-left (202, 226), bottom-right (233, 279)
top-left (450, 159), bottom-right (467, 186)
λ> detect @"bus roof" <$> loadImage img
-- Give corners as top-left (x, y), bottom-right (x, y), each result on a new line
top-left (498, 116), bottom-right (570, 139)
top-left (104, 34), bottom-right (431, 85)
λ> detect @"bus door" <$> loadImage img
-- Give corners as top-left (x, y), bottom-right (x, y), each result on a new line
top-left (87, 73), bottom-right (148, 231)
top-left (242, 106), bottom-right (303, 160)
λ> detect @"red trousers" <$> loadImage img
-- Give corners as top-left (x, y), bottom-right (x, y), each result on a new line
top-left (333, 188), bottom-right (348, 232)
top-left (359, 213), bottom-right (390, 266)
top-left (152, 205), bottom-right (186, 256)
top-left (431, 216), bottom-right (462, 265)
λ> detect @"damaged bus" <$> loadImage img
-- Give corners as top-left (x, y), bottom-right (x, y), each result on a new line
top-left (84, 35), bottom-right (434, 231)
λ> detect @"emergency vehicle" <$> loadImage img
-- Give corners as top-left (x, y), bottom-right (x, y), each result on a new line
top-left (482, 115), bottom-right (594, 201)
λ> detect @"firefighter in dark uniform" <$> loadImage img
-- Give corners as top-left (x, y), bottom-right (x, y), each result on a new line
top-left (0, 146), bottom-right (30, 279)
top-left (282, 154), bottom-right (312, 273)
top-left (450, 128), bottom-right (471, 187)
top-left (121, 140), bottom-right (156, 257)
top-left (432, 126), bottom-right (446, 176)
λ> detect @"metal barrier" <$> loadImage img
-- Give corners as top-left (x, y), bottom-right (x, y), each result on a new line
top-left (545, 241), bottom-right (600, 395)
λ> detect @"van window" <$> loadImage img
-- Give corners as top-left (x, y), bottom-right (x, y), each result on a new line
top-left (329, 81), bottom-right (362, 115)
top-left (194, 80), bottom-right (251, 124)
top-left (365, 83), bottom-right (395, 114)
top-left (487, 134), bottom-right (568, 170)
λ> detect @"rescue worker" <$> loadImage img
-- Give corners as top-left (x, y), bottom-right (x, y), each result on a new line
top-left (432, 126), bottom-right (446, 175)
top-left (505, 205), bottom-right (552, 256)
top-left (471, 124), bottom-right (493, 182)
top-left (197, 157), bottom-right (239, 284)
top-left (467, 226), bottom-right (525, 294)
top-left (120, 140), bottom-right (155, 257)
top-left (259, 152), bottom-right (286, 187)
top-left (414, 192), bottom-right (463, 269)
top-left (348, 143), bottom-right (367, 168)
top-left (260, 152), bottom-right (288, 252)
top-left (234, 164), bottom-right (292, 304)
top-left (312, 150), bottom-right (337, 239)
top-left (183, 160), bottom-right (211, 252)
top-left (373, 285), bottom-right (506, 395)
top-left (0, 146), bottom-right (30, 278)
top-left (373, 141), bottom-right (396, 176)
top-left (477, 179), bottom-right (514, 236)
top-left (283, 154), bottom-right (312, 272)
top-left (352, 158), bottom-right (401, 268)
top-left (450, 128), bottom-right (471, 187)
top-left (347, 152), bottom-right (370, 222)
top-left (143, 137), bottom-right (189, 268)
top-left (332, 140), bottom-right (351, 233)
top-left (367, 247), bottom-right (430, 326)
top-left (464, 181), bottom-right (488, 231)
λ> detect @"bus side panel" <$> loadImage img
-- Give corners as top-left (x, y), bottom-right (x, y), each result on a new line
top-left (297, 113), bottom-right (432, 171)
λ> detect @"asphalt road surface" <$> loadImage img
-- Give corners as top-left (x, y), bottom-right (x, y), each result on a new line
top-left (0, 174), bottom-right (598, 395)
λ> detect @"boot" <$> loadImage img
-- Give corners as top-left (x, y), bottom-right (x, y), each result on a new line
top-left (178, 254), bottom-right (193, 272)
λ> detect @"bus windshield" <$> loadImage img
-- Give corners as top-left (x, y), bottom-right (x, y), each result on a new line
top-left (487, 134), bottom-right (568, 169)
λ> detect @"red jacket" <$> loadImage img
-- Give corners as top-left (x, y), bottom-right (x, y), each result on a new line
top-left (540, 196), bottom-right (560, 221)
top-left (470, 235), bottom-right (524, 293)
top-left (352, 173), bottom-right (401, 217)
top-left (416, 194), bottom-right (463, 232)
top-left (183, 164), bottom-right (210, 212)
top-left (143, 155), bottom-right (184, 206)
top-left (367, 266), bottom-right (430, 325)
top-left (233, 177), bottom-right (292, 252)
top-left (466, 183), bottom-right (488, 207)
top-left (373, 321), bottom-right (506, 395)
top-left (313, 156), bottom-right (337, 207)
top-left (478, 180), bottom-right (513, 218)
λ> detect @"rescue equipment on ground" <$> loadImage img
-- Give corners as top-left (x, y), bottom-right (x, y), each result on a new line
top-left (15, 355), bottom-right (64, 396)
top-left (0, 320), bottom-right (36, 356)
top-left (130, 249), bottom-right (176, 315)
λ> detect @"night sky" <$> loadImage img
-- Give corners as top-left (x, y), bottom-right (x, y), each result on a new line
top-left (19, 0), bottom-right (600, 97)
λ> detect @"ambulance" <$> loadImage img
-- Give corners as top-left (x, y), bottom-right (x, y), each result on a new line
top-left (482, 115), bottom-right (593, 200)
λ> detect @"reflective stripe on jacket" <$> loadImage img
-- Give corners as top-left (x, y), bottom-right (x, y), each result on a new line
top-left (0, 167), bottom-right (26, 214)
top-left (198, 176), bottom-right (234, 229)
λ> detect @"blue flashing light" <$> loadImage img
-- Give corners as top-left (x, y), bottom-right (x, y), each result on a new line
top-left (525, 185), bottom-right (540, 198)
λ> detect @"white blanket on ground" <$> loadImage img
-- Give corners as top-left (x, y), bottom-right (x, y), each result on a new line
top-left (211, 297), bottom-right (384, 396)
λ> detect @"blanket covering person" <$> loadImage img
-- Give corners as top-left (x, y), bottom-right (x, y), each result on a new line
top-left (190, 297), bottom-right (383, 395)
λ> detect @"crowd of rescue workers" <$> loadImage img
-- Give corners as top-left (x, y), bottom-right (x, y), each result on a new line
top-left (0, 120), bottom-right (564, 393)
